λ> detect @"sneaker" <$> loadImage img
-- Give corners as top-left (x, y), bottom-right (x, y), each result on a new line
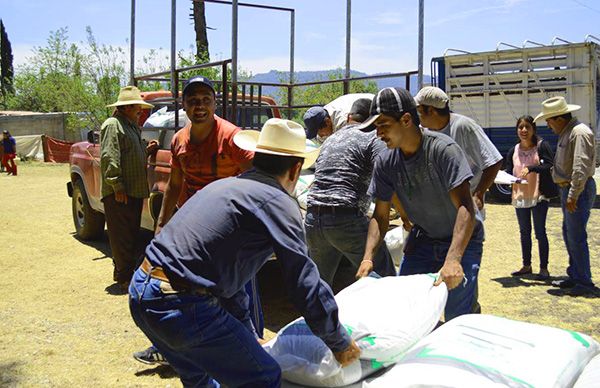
top-left (551, 279), bottom-right (576, 289)
top-left (511, 266), bottom-right (532, 277)
top-left (536, 269), bottom-right (550, 280)
top-left (133, 346), bottom-right (169, 366)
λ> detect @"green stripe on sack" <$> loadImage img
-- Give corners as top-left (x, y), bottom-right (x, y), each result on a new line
top-left (360, 336), bottom-right (377, 346)
top-left (566, 330), bottom-right (590, 348)
top-left (414, 347), bottom-right (534, 388)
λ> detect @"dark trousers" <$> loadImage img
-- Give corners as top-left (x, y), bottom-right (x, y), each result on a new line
top-left (515, 201), bottom-right (550, 268)
top-left (103, 194), bottom-right (143, 283)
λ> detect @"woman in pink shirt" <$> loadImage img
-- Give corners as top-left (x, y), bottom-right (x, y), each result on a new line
top-left (506, 116), bottom-right (558, 280)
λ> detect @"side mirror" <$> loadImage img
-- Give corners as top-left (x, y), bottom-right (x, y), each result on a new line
top-left (87, 130), bottom-right (100, 144)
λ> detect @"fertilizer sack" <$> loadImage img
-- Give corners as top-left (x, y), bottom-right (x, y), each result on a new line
top-left (364, 314), bottom-right (600, 388)
top-left (574, 353), bottom-right (600, 388)
top-left (263, 275), bottom-right (448, 387)
top-left (143, 106), bottom-right (190, 128)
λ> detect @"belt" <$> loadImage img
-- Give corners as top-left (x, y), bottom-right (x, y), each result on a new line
top-left (557, 182), bottom-right (570, 188)
top-left (307, 206), bottom-right (360, 215)
top-left (140, 258), bottom-right (211, 296)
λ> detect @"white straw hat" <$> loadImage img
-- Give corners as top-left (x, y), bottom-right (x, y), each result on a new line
top-left (234, 118), bottom-right (319, 169)
top-left (107, 86), bottom-right (154, 109)
top-left (534, 96), bottom-right (580, 122)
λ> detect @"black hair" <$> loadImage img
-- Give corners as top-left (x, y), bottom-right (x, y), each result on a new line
top-left (387, 108), bottom-right (421, 127)
top-left (252, 153), bottom-right (303, 176)
top-left (516, 115), bottom-right (538, 145)
top-left (556, 112), bottom-right (572, 121)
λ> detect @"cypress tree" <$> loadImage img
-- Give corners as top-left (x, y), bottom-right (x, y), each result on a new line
top-left (0, 19), bottom-right (15, 96)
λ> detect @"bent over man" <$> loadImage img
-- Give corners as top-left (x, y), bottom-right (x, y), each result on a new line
top-left (129, 118), bottom-right (360, 387)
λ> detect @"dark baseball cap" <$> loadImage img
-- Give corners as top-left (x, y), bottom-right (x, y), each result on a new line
top-left (183, 76), bottom-right (216, 97)
top-left (357, 87), bottom-right (417, 132)
top-left (303, 106), bottom-right (329, 139)
top-left (349, 98), bottom-right (373, 122)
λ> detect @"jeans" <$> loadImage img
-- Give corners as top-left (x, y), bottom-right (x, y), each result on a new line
top-left (399, 234), bottom-right (483, 321)
top-left (304, 209), bottom-right (396, 286)
top-left (515, 201), bottom-right (549, 268)
top-left (560, 178), bottom-right (596, 287)
top-left (129, 269), bottom-right (281, 388)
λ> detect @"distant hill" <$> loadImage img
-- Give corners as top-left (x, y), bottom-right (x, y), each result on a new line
top-left (246, 69), bottom-right (431, 101)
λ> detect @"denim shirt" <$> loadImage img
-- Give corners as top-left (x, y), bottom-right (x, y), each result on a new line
top-left (145, 170), bottom-right (351, 352)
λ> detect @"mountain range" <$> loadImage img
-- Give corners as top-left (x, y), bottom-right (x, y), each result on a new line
top-left (246, 69), bottom-right (432, 102)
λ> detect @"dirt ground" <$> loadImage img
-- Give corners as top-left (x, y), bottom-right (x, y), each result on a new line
top-left (1, 162), bottom-right (599, 387)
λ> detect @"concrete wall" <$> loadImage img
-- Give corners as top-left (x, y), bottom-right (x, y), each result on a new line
top-left (0, 113), bottom-right (80, 142)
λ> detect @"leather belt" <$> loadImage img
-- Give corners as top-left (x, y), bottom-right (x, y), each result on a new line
top-left (307, 206), bottom-right (360, 215)
top-left (140, 257), bottom-right (211, 296)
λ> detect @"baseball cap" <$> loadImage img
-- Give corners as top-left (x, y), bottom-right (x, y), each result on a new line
top-left (303, 106), bottom-right (329, 139)
top-left (357, 87), bottom-right (417, 132)
top-left (349, 98), bottom-right (373, 122)
top-left (414, 86), bottom-right (449, 109)
top-left (183, 76), bottom-right (216, 97)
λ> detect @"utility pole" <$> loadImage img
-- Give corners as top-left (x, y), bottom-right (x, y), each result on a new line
top-left (418, 0), bottom-right (424, 89)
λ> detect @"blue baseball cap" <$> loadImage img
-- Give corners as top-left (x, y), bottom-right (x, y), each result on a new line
top-left (303, 106), bottom-right (329, 139)
top-left (183, 76), bottom-right (216, 97)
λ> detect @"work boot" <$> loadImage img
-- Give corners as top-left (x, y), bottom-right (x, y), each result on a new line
top-left (511, 265), bottom-right (532, 277)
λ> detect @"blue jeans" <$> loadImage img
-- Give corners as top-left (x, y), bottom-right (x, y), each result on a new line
top-left (399, 234), bottom-right (482, 321)
top-left (560, 178), bottom-right (596, 287)
top-left (129, 269), bottom-right (281, 388)
top-left (515, 201), bottom-right (549, 268)
top-left (304, 209), bottom-right (396, 285)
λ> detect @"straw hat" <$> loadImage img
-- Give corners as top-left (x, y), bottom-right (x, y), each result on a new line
top-left (534, 96), bottom-right (580, 122)
top-left (234, 118), bottom-right (320, 169)
top-left (107, 86), bottom-right (154, 109)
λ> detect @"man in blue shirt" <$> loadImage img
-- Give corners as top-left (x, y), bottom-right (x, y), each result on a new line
top-left (356, 87), bottom-right (483, 321)
top-left (2, 130), bottom-right (17, 176)
top-left (129, 118), bottom-right (360, 387)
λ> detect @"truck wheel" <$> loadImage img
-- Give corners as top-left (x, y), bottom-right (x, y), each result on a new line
top-left (72, 179), bottom-right (105, 240)
top-left (489, 183), bottom-right (512, 203)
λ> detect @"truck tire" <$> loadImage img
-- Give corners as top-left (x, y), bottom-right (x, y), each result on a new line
top-left (72, 179), bottom-right (105, 240)
top-left (489, 183), bottom-right (512, 203)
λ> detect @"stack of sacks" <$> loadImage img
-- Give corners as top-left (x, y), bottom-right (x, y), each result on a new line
top-left (364, 314), bottom-right (600, 388)
top-left (263, 275), bottom-right (448, 387)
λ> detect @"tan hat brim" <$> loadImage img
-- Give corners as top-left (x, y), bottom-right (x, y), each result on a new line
top-left (107, 100), bottom-right (154, 109)
top-left (534, 104), bottom-right (581, 122)
top-left (234, 130), bottom-right (320, 169)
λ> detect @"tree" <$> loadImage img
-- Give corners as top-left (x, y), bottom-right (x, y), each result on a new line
top-left (191, 0), bottom-right (210, 62)
top-left (0, 19), bottom-right (15, 106)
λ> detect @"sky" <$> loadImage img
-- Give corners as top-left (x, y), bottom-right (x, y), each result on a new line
top-left (2, 0), bottom-right (600, 76)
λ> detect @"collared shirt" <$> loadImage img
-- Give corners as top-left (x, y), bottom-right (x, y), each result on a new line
top-left (145, 170), bottom-right (351, 353)
top-left (438, 113), bottom-right (502, 193)
top-left (552, 118), bottom-right (596, 199)
top-left (371, 129), bottom-right (483, 242)
top-left (100, 113), bottom-right (149, 199)
top-left (170, 115), bottom-right (254, 206)
top-left (308, 124), bottom-right (385, 213)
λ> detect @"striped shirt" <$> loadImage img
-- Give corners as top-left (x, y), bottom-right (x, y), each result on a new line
top-left (100, 113), bottom-right (149, 199)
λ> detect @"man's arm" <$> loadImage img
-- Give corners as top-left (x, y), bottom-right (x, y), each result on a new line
top-left (100, 120), bottom-right (127, 203)
top-left (434, 180), bottom-right (476, 290)
top-left (391, 193), bottom-right (412, 231)
top-left (155, 165), bottom-right (184, 234)
top-left (567, 129), bottom-right (595, 212)
top-left (356, 199), bottom-right (391, 278)
top-left (473, 159), bottom-right (502, 210)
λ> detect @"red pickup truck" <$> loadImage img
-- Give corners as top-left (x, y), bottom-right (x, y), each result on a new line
top-left (67, 92), bottom-right (281, 240)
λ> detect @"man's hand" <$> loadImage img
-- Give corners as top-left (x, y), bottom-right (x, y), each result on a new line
top-left (566, 196), bottom-right (578, 213)
top-left (401, 216), bottom-right (413, 232)
top-left (434, 258), bottom-right (464, 290)
top-left (333, 340), bottom-right (361, 367)
top-left (114, 190), bottom-right (128, 204)
top-left (519, 167), bottom-right (529, 179)
top-left (146, 139), bottom-right (159, 156)
top-left (472, 193), bottom-right (484, 211)
top-left (355, 260), bottom-right (373, 279)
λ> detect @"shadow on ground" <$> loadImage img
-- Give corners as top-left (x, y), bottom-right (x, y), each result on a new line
top-left (134, 365), bottom-right (178, 379)
top-left (491, 274), bottom-right (553, 288)
top-left (0, 361), bottom-right (23, 386)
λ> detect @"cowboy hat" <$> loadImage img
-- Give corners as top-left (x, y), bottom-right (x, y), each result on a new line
top-left (107, 86), bottom-right (154, 109)
top-left (534, 96), bottom-right (580, 122)
top-left (234, 118), bottom-right (320, 169)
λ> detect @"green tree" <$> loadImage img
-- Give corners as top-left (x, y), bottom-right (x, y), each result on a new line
top-left (0, 19), bottom-right (15, 106)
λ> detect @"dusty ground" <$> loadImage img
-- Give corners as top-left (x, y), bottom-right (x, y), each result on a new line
top-left (0, 162), bottom-right (599, 387)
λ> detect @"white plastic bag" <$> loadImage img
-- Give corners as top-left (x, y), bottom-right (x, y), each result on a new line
top-left (143, 107), bottom-right (189, 128)
top-left (383, 227), bottom-right (405, 267)
top-left (365, 314), bottom-right (600, 388)
top-left (263, 275), bottom-right (448, 387)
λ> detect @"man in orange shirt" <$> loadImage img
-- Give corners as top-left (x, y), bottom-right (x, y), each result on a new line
top-left (134, 76), bottom-right (256, 366)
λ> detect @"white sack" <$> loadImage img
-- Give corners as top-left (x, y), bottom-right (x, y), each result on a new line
top-left (365, 314), bottom-right (600, 388)
top-left (143, 107), bottom-right (189, 128)
top-left (383, 227), bottom-right (405, 267)
top-left (263, 275), bottom-right (448, 387)
top-left (574, 353), bottom-right (600, 388)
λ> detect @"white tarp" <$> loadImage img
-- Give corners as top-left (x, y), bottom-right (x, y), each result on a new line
top-left (264, 275), bottom-right (448, 387)
top-left (365, 314), bottom-right (600, 388)
top-left (14, 135), bottom-right (44, 160)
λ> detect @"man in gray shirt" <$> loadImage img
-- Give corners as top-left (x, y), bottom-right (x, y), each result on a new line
top-left (356, 87), bottom-right (483, 321)
top-left (305, 98), bottom-right (395, 287)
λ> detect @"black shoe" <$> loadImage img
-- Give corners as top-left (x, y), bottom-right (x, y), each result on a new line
top-left (549, 284), bottom-right (598, 297)
top-left (551, 279), bottom-right (576, 289)
top-left (536, 269), bottom-right (550, 281)
top-left (511, 266), bottom-right (532, 277)
top-left (133, 346), bottom-right (169, 366)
